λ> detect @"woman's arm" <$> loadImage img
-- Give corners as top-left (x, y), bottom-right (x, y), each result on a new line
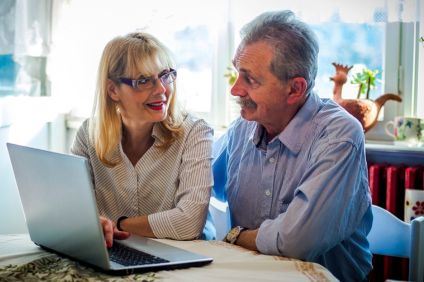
top-left (148, 119), bottom-right (214, 240)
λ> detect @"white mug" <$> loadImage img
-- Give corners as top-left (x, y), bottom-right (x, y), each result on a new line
top-left (405, 189), bottom-right (424, 223)
top-left (385, 116), bottom-right (422, 145)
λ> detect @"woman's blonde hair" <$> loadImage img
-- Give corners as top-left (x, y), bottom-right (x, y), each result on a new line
top-left (90, 32), bottom-right (183, 167)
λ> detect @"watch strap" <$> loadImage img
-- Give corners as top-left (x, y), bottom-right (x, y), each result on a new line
top-left (116, 216), bottom-right (128, 231)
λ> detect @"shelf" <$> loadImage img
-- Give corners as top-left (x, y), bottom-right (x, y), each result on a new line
top-left (365, 141), bottom-right (424, 165)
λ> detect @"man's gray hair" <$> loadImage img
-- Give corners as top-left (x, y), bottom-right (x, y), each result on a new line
top-left (240, 10), bottom-right (319, 95)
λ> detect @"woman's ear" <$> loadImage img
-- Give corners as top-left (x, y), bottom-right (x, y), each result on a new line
top-left (107, 79), bottom-right (120, 102)
top-left (287, 77), bottom-right (307, 105)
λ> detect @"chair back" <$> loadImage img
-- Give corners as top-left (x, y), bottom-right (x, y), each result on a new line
top-left (367, 205), bottom-right (424, 281)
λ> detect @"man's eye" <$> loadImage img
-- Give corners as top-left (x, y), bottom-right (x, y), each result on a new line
top-left (244, 75), bottom-right (257, 85)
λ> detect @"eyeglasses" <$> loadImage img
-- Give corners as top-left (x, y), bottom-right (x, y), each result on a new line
top-left (118, 68), bottom-right (177, 91)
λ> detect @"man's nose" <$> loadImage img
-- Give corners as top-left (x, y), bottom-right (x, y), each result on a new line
top-left (230, 77), bottom-right (247, 97)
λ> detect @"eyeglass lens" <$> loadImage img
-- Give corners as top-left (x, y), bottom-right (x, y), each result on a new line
top-left (136, 69), bottom-right (176, 89)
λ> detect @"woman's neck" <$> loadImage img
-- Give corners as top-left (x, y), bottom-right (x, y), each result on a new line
top-left (121, 122), bottom-right (155, 166)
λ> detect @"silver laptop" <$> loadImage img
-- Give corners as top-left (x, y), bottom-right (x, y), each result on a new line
top-left (7, 142), bottom-right (213, 274)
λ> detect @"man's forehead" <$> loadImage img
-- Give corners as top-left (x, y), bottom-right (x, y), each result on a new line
top-left (232, 42), bottom-right (273, 72)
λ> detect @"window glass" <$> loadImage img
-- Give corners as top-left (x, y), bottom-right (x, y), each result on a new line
top-left (0, 54), bottom-right (16, 96)
top-left (51, 0), bottom-right (224, 120)
top-left (312, 22), bottom-right (385, 100)
top-left (7, 0), bottom-right (418, 133)
top-left (231, 0), bottom-right (388, 101)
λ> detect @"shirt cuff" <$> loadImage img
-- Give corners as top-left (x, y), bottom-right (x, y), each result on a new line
top-left (256, 218), bottom-right (282, 256)
top-left (148, 212), bottom-right (178, 239)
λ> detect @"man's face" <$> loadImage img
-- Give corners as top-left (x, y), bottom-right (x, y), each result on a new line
top-left (231, 41), bottom-right (292, 131)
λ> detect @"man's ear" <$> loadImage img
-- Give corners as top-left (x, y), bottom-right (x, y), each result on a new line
top-left (287, 77), bottom-right (307, 105)
top-left (107, 79), bottom-right (120, 102)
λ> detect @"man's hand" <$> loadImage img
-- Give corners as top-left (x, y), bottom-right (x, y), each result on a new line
top-left (99, 216), bottom-right (131, 248)
top-left (235, 228), bottom-right (258, 251)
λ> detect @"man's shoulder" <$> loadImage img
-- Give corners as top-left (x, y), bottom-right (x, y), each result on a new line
top-left (214, 117), bottom-right (256, 154)
top-left (228, 117), bottom-right (256, 135)
top-left (315, 99), bottom-right (364, 138)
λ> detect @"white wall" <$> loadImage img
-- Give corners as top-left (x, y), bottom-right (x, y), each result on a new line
top-left (0, 96), bottom-right (66, 234)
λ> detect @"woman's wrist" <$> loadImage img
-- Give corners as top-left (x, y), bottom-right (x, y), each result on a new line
top-left (116, 216), bottom-right (128, 231)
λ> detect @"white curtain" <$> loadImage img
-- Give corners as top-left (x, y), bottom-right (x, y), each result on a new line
top-left (0, 0), bottom-right (52, 56)
top-left (0, 0), bottom-right (52, 96)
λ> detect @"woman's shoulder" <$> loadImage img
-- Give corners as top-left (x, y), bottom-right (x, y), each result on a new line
top-left (75, 118), bottom-right (91, 136)
top-left (180, 113), bottom-right (213, 132)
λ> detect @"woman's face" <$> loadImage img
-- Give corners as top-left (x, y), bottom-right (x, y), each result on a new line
top-left (108, 64), bottom-right (175, 127)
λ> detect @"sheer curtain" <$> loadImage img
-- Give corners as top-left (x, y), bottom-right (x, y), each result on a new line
top-left (0, 0), bottom-right (52, 97)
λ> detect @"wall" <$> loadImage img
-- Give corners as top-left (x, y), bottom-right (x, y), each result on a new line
top-left (0, 123), bottom-right (48, 234)
top-left (0, 96), bottom-right (66, 234)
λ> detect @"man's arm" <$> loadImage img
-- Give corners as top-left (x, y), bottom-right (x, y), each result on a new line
top-left (236, 229), bottom-right (258, 251)
top-left (255, 140), bottom-right (371, 260)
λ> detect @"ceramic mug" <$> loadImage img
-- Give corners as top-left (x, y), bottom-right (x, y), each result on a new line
top-left (385, 116), bottom-right (422, 145)
top-left (405, 189), bottom-right (424, 223)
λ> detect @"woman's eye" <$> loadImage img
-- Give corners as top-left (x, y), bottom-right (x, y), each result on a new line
top-left (137, 78), bottom-right (150, 85)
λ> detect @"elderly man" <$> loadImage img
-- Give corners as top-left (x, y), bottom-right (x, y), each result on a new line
top-left (213, 10), bottom-right (372, 281)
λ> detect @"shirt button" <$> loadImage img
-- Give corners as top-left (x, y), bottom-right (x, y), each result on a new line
top-left (269, 157), bottom-right (275, 163)
top-left (265, 190), bottom-right (271, 196)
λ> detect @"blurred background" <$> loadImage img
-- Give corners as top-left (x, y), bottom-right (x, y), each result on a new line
top-left (1, 0), bottom-right (423, 233)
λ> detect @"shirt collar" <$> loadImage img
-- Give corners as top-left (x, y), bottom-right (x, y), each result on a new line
top-left (279, 92), bottom-right (321, 153)
top-left (251, 92), bottom-right (322, 154)
top-left (151, 122), bottom-right (166, 144)
top-left (251, 123), bottom-right (267, 150)
top-left (118, 122), bottom-right (165, 154)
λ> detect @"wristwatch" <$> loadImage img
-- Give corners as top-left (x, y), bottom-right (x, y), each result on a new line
top-left (224, 226), bottom-right (246, 244)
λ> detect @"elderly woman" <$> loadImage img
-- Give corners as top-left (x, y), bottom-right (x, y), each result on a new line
top-left (71, 32), bottom-right (213, 247)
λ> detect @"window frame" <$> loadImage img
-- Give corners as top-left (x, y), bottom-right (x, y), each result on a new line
top-left (365, 21), bottom-right (422, 141)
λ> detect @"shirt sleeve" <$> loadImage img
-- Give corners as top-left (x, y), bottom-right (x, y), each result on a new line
top-left (148, 120), bottom-right (214, 240)
top-left (211, 131), bottom-right (230, 201)
top-left (256, 138), bottom-right (371, 260)
top-left (70, 119), bottom-right (90, 158)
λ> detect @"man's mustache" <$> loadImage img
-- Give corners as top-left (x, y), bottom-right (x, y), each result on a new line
top-left (236, 98), bottom-right (257, 109)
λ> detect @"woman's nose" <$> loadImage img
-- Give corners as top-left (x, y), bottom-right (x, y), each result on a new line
top-left (154, 77), bottom-right (167, 93)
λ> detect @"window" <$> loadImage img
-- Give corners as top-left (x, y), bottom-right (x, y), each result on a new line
top-left (0, 0), bottom-right (51, 97)
top-left (26, 0), bottom-right (423, 143)
top-left (51, 0), bottom-right (226, 125)
top-left (229, 0), bottom-right (421, 140)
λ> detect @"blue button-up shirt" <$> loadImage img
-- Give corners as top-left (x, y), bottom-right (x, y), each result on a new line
top-left (213, 92), bottom-right (373, 281)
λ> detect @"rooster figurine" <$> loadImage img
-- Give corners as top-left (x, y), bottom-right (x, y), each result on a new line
top-left (330, 62), bottom-right (402, 132)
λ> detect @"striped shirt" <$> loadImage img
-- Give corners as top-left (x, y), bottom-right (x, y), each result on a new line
top-left (213, 92), bottom-right (372, 281)
top-left (71, 114), bottom-right (213, 240)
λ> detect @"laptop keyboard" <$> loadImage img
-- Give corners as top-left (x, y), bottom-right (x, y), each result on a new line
top-left (108, 241), bottom-right (170, 266)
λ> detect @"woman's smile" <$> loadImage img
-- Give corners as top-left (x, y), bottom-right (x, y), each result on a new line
top-left (145, 99), bottom-right (167, 111)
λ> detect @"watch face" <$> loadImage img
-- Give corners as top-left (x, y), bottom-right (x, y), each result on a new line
top-left (226, 226), bottom-right (242, 243)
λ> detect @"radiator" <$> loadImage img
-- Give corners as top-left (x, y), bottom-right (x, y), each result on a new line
top-left (368, 164), bottom-right (424, 281)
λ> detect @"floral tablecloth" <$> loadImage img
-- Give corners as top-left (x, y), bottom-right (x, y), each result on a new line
top-left (0, 234), bottom-right (337, 281)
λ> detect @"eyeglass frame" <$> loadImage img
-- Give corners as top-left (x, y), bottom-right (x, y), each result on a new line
top-left (117, 68), bottom-right (177, 91)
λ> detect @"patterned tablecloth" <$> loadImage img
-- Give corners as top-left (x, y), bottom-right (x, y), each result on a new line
top-left (0, 234), bottom-right (338, 281)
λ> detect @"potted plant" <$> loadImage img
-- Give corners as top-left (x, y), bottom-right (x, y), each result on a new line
top-left (330, 62), bottom-right (402, 132)
top-left (351, 67), bottom-right (380, 99)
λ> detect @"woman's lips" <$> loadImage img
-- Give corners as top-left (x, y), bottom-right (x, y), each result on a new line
top-left (146, 101), bottom-right (166, 111)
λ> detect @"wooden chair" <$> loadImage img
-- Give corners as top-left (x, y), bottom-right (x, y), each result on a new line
top-left (367, 205), bottom-right (424, 281)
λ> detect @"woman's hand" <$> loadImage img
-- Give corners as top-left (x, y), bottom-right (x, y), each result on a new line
top-left (99, 216), bottom-right (131, 248)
